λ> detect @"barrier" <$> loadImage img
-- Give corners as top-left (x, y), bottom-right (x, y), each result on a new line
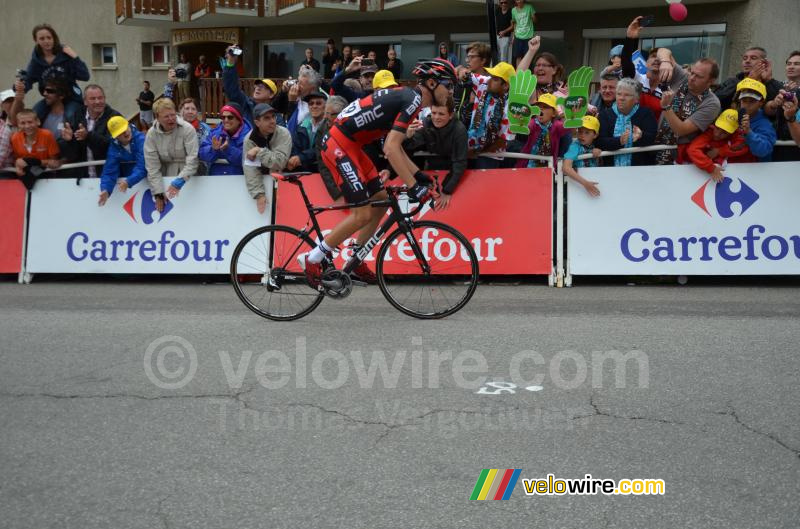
top-left (26, 176), bottom-right (269, 274)
top-left (566, 162), bottom-right (800, 278)
top-left (0, 180), bottom-right (27, 276)
top-left (275, 169), bottom-right (555, 276)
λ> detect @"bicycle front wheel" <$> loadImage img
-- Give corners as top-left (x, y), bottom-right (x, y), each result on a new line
top-left (375, 220), bottom-right (479, 319)
top-left (230, 225), bottom-right (324, 321)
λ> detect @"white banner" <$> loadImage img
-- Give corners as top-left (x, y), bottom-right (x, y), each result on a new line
top-left (568, 162), bottom-right (800, 275)
top-left (27, 177), bottom-right (269, 273)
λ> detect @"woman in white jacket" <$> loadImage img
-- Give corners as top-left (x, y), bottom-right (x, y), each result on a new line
top-left (145, 98), bottom-right (199, 212)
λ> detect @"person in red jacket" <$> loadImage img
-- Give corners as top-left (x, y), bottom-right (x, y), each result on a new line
top-left (686, 109), bottom-right (753, 182)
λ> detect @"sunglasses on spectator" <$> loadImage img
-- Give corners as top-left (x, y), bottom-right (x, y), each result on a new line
top-left (308, 100), bottom-right (326, 106)
top-left (43, 87), bottom-right (57, 94)
top-left (221, 114), bottom-right (239, 121)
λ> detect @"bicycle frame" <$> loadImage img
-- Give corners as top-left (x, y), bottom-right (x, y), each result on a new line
top-left (281, 175), bottom-right (430, 275)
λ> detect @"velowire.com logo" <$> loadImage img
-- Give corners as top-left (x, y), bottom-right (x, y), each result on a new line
top-left (469, 469), bottom-right (521, 501)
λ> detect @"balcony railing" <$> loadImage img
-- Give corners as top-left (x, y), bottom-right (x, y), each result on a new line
top-left (277, 0), bottom-right (306, 8)
top-left (117, 0), bottom-right (179, 20)
top-left (191, 0), bottom-right (266, 16)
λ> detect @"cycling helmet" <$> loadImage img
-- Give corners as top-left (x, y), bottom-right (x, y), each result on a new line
top-left (412, 58), bottom-right (458, 84)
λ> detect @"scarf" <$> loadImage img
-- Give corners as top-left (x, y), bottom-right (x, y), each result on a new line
top-left (467, 76), bottom-right (507, 152)
top-left (527, 119), bottom-right (553, 168)
top-left (655, 80), bottom-right (707, 164)
top-left (612, 102), bottom-right (639, 167)
top-left (572, 142), bottom-right (598, 169)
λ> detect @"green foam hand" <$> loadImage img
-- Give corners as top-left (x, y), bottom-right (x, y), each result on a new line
top-left (507, 70), bottom-right (539, 135)
top-left (558, 66), bottom-right (594, 128)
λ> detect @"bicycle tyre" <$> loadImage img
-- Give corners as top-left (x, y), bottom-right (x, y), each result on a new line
top-left (230, 225), bottom-right (324, 321)
top-left (375, 220), bottom-right (479, 319)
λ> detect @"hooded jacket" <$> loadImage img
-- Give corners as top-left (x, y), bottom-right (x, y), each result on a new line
top-left (199, 119), bottom-right (252, 175)
top-left (23, 47), bottom-right (90, 101)
top-left (742, 109), bottom-right (777, 161)
top-left (403, 116), bottom-right (468, 195)
top-left (99, 126), bottom-right (147, 194)
top-left (144, 117), bottom-right (199, 194)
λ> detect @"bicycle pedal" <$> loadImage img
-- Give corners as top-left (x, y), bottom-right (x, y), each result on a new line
top-left (350, 279), bottom-right (367, 287)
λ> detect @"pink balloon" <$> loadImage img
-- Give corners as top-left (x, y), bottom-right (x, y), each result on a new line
top-left (669, 2), bottom-right (688, 22)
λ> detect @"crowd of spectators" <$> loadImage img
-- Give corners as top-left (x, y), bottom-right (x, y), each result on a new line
top-left (1, 9), bottom-right (799, 211)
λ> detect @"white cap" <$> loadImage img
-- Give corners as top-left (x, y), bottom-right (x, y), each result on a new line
top-left (0, 89), bottom-right (15, 102)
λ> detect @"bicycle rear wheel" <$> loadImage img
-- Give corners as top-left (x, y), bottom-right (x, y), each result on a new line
top-left (375, 220), bottom-right (479, 319)
top-left (230, 225), bottom-right (324, 321)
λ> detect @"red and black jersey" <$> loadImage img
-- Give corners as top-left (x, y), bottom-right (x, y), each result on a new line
top-left (331, 87), bottom-right (423, 146)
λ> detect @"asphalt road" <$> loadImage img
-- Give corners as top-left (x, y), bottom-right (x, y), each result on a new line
top-left (1, 282), bottom-right (799, 528)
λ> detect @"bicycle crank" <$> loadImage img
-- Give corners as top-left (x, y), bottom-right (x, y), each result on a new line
top-left (321, 270), bottom-right (353, 299)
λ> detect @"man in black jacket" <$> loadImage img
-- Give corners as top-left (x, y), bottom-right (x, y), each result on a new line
top-left (402, 96), bottom-right (467, 210)
top-left (715, 47), bottom-right (783, 110)
top-left (60, 84), bottom-right (121, 180)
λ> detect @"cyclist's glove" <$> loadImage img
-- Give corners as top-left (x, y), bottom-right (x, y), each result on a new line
top-left (408, 182), bottom-right (432, 203)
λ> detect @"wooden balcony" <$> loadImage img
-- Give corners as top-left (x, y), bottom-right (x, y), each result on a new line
top-left (190, 0), bottom-right (266, 19)
top-left (116, 0), bottom-right (180, 21)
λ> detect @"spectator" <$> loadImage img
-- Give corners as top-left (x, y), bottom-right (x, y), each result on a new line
top-left (783, 98), bottom-right (800, 145)
top-left (331, 56), bottom-right (377, 102)
top-left (10, 108), bottom-right (61, 189)
top-left (601, 45), bottom-right (624, 78)
top-left (199, 102), bottom-right (251, 176)
top-left (373, 70), bottom-right (398, 91)
top-left (465, 41), bottom-right (491, 76)
top-left (686, 109), bottom-right (752, 182)
top-left (596, 78), bottom-right (657, 166)
top-left (655, 59), bottom-right (721, 165)
top-left (98, 116), bottom-right (146, 206)
top-left (316, 95), bottom-right (348, 201)
top-left (18, 77), bottom-right (76, 140)
top-left (590, 74), bottom-right (619, 112)
top-left (302, 48), bottom-right (321, 72)
top-left (466, 62), bottom-right (514, 169)
top-left (243, 103), bottom-right (292, 214)
top-left (403, 95), bottom-right (467, 210)
top-left (174, 53), bottom-right (192, 103)
top-left (511, 0), bottom-right (536, 68)
top-left (352, 47), bottom-right (362, 60)
top-left (222, 46), bottom-right (285, 126)
top-left (0, 90), bottom-right (15, 167)
top-left (386, 48), bottom-right (404, 79)
top-left (367, 50), bottom-right (378, 62)
top-left (496, 1), bottom-right (514, 64)
top-left (767, 51), bottom-right (800, 161)
top-left (517, 37), bottom-right (567, 103)
top-left (179, 98), bottom-right (211, 145)
top-left (282, 68), bottom-right (323, 135)
top-left (322, 39), bottom-right (341, 79)
top-left (454, 42), bottom-right (492, 123)
top-left (438, 42), bottom-right (458, 66)
top-left (287, 92), bottom-right (328, 172)
top-left (734, 78), bottom-right (777, 161)
top-left (341, 45), bottom-right (354, 69)
top-left (194, 56), bottom-right (212, 112)
top-left (60, 84), bottom-right (122, 179)
top-left (715, 47), bottom-right (784, 110)
top-left (20, 24), bottom-right (89, 123)
top-left (144, 98), bottom-right (199, 212)
top-left (562, 115), bottom-right (602, 196)
top-left (163, 68), bottom-right (177, 102)
top-left (136, 81), bottom-right (155, 128)
top-left (515, 93), bottom-right (569, 168)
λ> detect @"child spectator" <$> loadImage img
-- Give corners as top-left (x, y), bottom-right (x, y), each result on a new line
top-left (511, 0), bottom-right (536, 68)
top-left (734, 78), bottom-right (777, 161)
top-left (243, 103), bottom-right (292, 214)
top-left (199, 102), bottom-right (251, 176)
top-left (98, 116), bottom-right (146, 206)
top-left (466, 61), bottom-right (514, 169)
top-left (20, 24), bottom-right (89, 123)
top-left (686, 109), bottom-right (752, 182)
top-left (562, 115), bottom-right (603, 196)
top-left (515, 93), bottom-right (569, 168)
top-left (10, 108), bottom-right (61, 189)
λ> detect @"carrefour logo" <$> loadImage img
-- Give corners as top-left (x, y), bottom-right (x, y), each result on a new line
top-left (123, 189), bottom-right (173, 224)
top-left (691, 177), bottom-right (759, 218)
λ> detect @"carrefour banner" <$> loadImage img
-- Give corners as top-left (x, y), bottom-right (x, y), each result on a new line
top-left (27, 177), bottom-right (268, 273)
top-left (568, 162), bottom-right (800, 275)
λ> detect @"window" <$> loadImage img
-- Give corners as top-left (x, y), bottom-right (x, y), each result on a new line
top-left (151, 43), bottom-right (170, 66)
top-left (101, 45), bottom-right (117, 65)
top-left (641, 35), bottom-right (725, 70)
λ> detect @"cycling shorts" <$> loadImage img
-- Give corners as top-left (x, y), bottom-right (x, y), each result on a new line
top-left (320, 127), bottom-right (383, 203)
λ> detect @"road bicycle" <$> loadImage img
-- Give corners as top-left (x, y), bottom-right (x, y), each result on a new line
top-left (230, 172), bottom-right (479, 321)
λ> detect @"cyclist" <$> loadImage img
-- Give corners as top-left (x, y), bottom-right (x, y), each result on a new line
top-left (303, 58), bottom-right (458, 288)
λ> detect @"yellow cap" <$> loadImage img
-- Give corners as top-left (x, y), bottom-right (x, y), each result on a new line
top-left (107, 116), bottom-right (130, 139)
top-left (485, 62), bottom-right (516, 84)
top-left (536, 93), bottom-right (559, 110)
top-left (256, 78), bottom-right (278, 94)
top-left (715, 109), bottom-right (740, 134)
top-left (580, 115), bottom-right (600, 134)
top-left (735, 78), bottom-right (767, 100)
top-left (373, 70), bottom-right (397, 89)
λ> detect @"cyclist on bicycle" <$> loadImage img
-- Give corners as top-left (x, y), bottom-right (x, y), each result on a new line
top-left (303, 58), bottom-right (458, 288)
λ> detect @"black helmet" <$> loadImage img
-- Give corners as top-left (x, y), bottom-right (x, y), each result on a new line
top-left (412, 58), bottom-right (458, 83)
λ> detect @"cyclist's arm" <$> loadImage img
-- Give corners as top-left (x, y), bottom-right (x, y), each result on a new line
top-left (384, 130), bottom-right (420, 187)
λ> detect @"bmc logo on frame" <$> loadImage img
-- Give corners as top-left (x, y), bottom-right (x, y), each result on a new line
top-left (691, 177), bottom-right (759, 218)
top-left (123, 190), bottom-right (173, 224)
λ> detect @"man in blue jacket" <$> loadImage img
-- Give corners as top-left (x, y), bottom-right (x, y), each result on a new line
top-left (287, 91), bottom-right (328, 172)
top-left (735, 78), bottom-right (777, 161)
top-left (98, 116), bottom-right (146, 206)
top-left (221, 46), bottom-right (284, 127)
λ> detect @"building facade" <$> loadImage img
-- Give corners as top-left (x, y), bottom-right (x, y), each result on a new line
top-left (1, 0), bottom-right (798, 118)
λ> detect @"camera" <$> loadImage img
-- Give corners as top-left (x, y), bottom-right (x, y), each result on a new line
top-left (228, 45), bottom-right (243, 57)
top-left (284, 79), bottom-right (297, 88)
top-left (15, 69), bottom-right (28, 82)
top-left (784, 92), bottom-right (796, 103)
top-left (640, 15), bottom-right (656, 27)
top-left (361, 58), bottom-right (375, 67)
